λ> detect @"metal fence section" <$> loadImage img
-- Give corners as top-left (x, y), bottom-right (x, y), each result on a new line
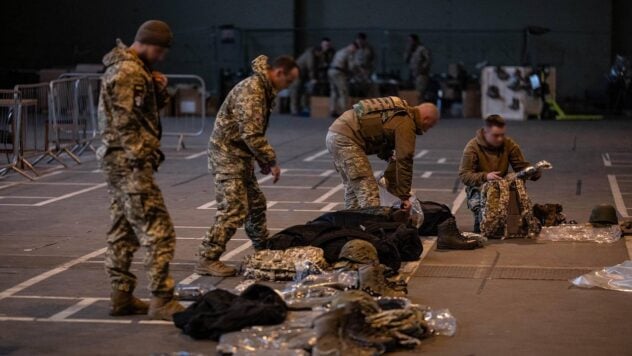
top-left (48, 76), bottom-right (101, 163)
top-left (14, 82), bottom-right (68, 175)
top-left (0, 89), bottom-right (33, 179)
top-left (162, 74), bottom-right (206, 150)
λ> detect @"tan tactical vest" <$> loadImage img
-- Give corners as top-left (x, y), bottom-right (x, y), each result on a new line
top-left (353, 96), bottom-right (409, 154)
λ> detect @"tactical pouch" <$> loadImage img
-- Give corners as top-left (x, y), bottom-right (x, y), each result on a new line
top-left (354, 97), bottom-right (408, 155)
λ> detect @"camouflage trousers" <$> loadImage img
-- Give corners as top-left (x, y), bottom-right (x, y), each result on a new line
top-left (414, 74), bottom-right (430, 102)
top-left (465, 185), bottom-right (482, 232)
top-left (328, 69), bottom-right (349, 114)
top-left (199, 167), bottom-right (269, 260)
top-left (326, 131), bottom-right (380, 209)
top-left (100, 149), bottom-right (176, 297)
top-left (289, 77), bottom-right (308, 114)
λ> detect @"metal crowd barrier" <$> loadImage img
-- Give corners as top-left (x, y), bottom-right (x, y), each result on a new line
top-left (13, 82), bottom-right (67, 175)
top-left (160, 74), bottom-right (207, 150)
top-left (61, 73), bottom-right (207, 151)
top-left (0, 89), bottom-right (34, 179)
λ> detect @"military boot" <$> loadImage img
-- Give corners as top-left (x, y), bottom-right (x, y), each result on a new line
top-left (358, 264), bottom-right (407, 298)
top-left (147, 297), bottom-right (185, 321)
top-left (194, 258), bottom-right (237, 277)
top-left (109, 290), bottom-right (149, 316)
top-left (437, 218), bottom-right (479, 250)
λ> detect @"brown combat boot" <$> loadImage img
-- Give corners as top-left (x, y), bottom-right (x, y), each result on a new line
top-left (109, 290), bottom-right (149, 316)
top-left (194, 259), bottom-right (237, 277)
top-left (148, 297), bottom-right (185, 321)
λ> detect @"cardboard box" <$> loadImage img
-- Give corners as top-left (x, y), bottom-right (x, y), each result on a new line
top-left (175, 86), bottom-right (202, 116)
top-left (39, 68), bottom-right (67, 83)
top-left (398, 90), bottom-right (418, 106)
top-left (462, 89), bottom-right (481, 118)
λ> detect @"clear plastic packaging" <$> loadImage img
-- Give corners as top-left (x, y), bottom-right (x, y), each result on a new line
top-left (424, 308), bottom-right (457, 336)
top-left (281, 270), bottom-right (359, 309)
top-left (377, 176), bottom-right (424, 228)
top-left (216, 326), bottom-right (314, 356)
top-left (570, 260), bottom-right (632, 292)
top-left (538, 224), bottom-right (622, 244)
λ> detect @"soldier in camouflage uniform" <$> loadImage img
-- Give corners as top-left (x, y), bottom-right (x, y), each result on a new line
top-left (328, 43), bottom-right (357, 117)
top-left (196, 55), bottom-right (299, 277)
top-left (97, 20), bottom-right (183, 320)
top-left (459, 115), bottom-right (540, 233)
top-left (404, 35), bottom-right (432, 102)
top-left (327, 97), bottom-right (439, 209)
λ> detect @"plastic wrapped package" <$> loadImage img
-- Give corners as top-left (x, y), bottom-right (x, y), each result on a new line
top-left (538, 224), bottom-right (622, 243)
top-left (378, 176), bottom-right (424, 228)
top-left (570, 260), bottom-right (632, 292)
top-left (282, 270), bottom-right (359, 309)
top-left (424, 308), bottom-right (457, 336)
top-left (174, 284), bottom-right (214, 301)
top-left (216, 327), bottom-right (314, 356)
top-left (233, 279), bottom-right (257, 294)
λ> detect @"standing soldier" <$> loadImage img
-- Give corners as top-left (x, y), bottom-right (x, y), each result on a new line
top-left (195, 55), bottom-right (299, 277)
top-left (351, 32), bottom-right (378, 98)
top-left (290, 46), bottom-right (321, 115)
top-left (290, 38), bottom-right (336, 115)
top-left (326, 97), bottom-right (439, 209)
top-left (97, 20), bottom-right (183, 320)
top-left (408, 36), bottom-right (432, 102)
top-left (328, 43), bottom-right (357, 117)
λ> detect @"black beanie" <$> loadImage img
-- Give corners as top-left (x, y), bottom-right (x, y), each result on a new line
top-left (135, 20), bottom-right (173, 48)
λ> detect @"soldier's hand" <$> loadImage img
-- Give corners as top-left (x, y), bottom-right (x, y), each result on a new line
top-left (486, 171), bottom-right (502, 181)
top-left (270, 165), bottom-right (281, 184)
top-left (152, 71), bottom-right (168, 90)
top-left (400, 199), bottom-right (412, 212)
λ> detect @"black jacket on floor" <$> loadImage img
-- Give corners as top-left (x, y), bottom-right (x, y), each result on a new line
top-left (173, 284), bottom-right (287, 340)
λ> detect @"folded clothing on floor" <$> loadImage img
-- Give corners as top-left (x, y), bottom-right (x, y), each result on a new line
top-left (173, 284), bottom-right (288, 340)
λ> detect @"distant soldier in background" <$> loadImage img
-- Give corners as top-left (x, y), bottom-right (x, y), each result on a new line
top-left (351, 32), bottom-right (378, 98)
top-left (327, 97), bottom-right (439, 209)
top-left (328, 43), bottom-right (357, 117)
top-left (404, 34), bottom-right (432, 102)
top-left (316, 37), bottom-right (335, 83)
top-left (196, 55), bottom-right (299, 277)
top-left (289, 38), bottom-right (333, 115)
top-left (97, 20), bottom-right (184, 321)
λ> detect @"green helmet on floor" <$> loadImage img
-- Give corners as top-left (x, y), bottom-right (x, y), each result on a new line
top-left (589, 204), bottom-right (618, 226)
top-left (338, 239), bottom-right (379, 265)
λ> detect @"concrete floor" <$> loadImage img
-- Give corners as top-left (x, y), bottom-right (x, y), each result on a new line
top-left (1, 116), bottom-right (631, 355)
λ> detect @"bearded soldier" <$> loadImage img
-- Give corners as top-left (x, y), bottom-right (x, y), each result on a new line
top-left (195, 55), bottom-right (299, 277)
top-left (326, 97), bottom-right (439, 209)
top-left (97, 20), bottom-right (183, 320)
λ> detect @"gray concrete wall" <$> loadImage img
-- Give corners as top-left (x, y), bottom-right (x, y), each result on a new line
top-left (0, 0), bottom-right (617, 98)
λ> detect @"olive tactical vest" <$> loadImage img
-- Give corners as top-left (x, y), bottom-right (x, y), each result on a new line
top-left (353, 96), bottom-right (409, 154)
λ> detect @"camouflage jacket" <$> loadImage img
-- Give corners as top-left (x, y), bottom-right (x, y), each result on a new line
top-left (98, 39), bottom-right (168, 162)
top-left (409, 45), bottom-right (431, 76)
top-left (329, 102), bottom-right (423, 199)
top-left (480, 177), bottom-right (541, 239)
top-left (209, 55), bottom-right (277, 178)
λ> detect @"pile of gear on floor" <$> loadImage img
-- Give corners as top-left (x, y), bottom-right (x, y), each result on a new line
top-left (477, 160), bottom-right (628, 242)
top-left (170, 203), bottom-right (477, 354)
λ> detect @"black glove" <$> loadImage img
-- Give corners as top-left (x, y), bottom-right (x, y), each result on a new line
top-left (258, 160), bottom-right (271, 175)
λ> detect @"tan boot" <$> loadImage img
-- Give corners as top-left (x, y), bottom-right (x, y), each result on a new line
top-left (194, 259), bottom-right (237, 277)
top-left (148, 297), bottom-right (185, 321)
top-left (109, 290), bottom-right (149, 316)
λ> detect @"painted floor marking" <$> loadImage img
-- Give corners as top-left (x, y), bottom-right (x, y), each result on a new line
top-left (184, 150), bottom-right (207, 160)
top-left (0, 247), bottom-right (107, 301)
top-left (608, 175), bottom-right (629, 218)
top-left (303, 149), bottom-right (329, 162)
top-left (414, 149), bottom-right (429, 159)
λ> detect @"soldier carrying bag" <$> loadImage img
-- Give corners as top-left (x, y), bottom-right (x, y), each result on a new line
top-left (353, 96), bottom-right (409, 158)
